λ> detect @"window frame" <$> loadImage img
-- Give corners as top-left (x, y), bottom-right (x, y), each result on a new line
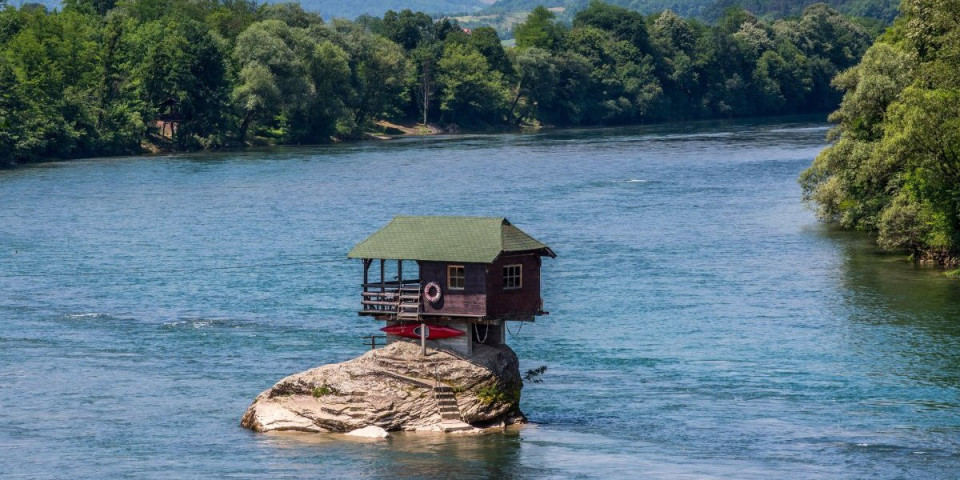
top-left (502, 264), bottom-right (522, 290)
top-left (447, 265), bottom-right (465, 290)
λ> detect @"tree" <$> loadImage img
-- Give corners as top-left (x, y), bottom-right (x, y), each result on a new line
top-left (0, 54), bottom-right (23, 165)
top-left (650, 10), bottom-right (696, 57)
top-left (95, 10), bottom-right (149, 154)
top-left (62, 0), bottom-right (118, 16)
top-left (136, 17), bottom-right (231, 148)
top-left (437, 42), bottom-right (509, 126)
top-left (565, 25), bottom-right (662, 123)
top-left (513, 6), bottom-right (565, 51)
top-left (508, 47), bottom-right (556, 124)
top-left (800, 0), bottom-right (960, 262)
top-left (232, 19), bottom-right (314, 142)
top-left (876, 88), bottom-right (960, 254)
top-left (411, 43), bottom-right (440, 125)
top-left (345, 32), bottom-right (408, 130)
top-left (573, 0), bottom-right (649, 52)
top-left (792, 4), bottom-right (871, 70)
top-left (233, 62), bottom-right (281, 142)
top-left (380, 9), bottom-right (438, 51)
top-left (1, 8), bottom-right (104, 160)
top-left (467, 26), bottom-right (512, 77)
top-left (538, 51), bottom-right (594, 125)
top-left (261, 3), bottom-right (322, 29)
top-left (303, 39), bottom-right (352, 139)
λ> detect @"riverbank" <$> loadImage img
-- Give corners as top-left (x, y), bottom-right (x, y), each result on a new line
top-left (0, 120), bottom-right (453, 169)
top-left (1, 113), bottom-right (822, 168)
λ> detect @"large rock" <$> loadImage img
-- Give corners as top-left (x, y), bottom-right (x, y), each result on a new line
top-left (345, 425), bottom-right (390, 438)
top-left (241, 341), bottom-right (525, 433)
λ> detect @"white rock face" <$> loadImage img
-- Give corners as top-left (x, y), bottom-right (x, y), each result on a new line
top-left (345, 426), bottom-right (390, 438)
top-left (241, 341), bottom-right (524, 433)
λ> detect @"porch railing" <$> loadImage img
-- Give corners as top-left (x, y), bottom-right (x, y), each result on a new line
top-left (360, 279), bottom-right (421, 319)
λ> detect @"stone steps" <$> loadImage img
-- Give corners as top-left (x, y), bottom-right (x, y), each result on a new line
top-left (439, 420), bottom-right (475, 433)
top-left (434, 385), bottom-right (470, 428)
top-left (376, 370), bottom-right (433, 389)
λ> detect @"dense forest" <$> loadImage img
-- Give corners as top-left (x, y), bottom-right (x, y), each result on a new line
top-left (16, 0), bottom-right (492, 18)
top-left (800, 0), bottom-right (960, 264)
top-left (0, 0), bottom-right (873, 166)
top-left (700, 0), bottom-right (898, 22)
top-left (16, 0), bottom-right (900, 23)
top-left (476, 0), bottom-right (897, 30)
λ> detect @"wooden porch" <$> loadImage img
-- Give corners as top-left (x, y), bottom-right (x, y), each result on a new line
top-left (358, 258), bottom-right (423, 320)
top-left (359, 279), bottom-right (422, 320)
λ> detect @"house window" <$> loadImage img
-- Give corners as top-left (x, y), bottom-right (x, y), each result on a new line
top-left (503, 264), bottom-right (522, 290)
top-left (448, 265), bottom-right (465, 290)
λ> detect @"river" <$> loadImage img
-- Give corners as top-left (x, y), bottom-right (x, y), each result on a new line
top-left (2, 117), bottom-right (959, 479)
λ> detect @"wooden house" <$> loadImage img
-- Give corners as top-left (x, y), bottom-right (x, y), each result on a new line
top-left (348, 216), bottom-right (555, 356)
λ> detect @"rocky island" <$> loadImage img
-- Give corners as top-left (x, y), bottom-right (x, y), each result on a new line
top-left (243, 216), bottom-right (555, 436)
top-left (241, 341), bottom-right (525, 434)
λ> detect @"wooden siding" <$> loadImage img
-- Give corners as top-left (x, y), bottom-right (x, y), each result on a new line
top-left (419, 261), bottom-right (487, 317)
top-left (485, 254), bottom-right (542, 319)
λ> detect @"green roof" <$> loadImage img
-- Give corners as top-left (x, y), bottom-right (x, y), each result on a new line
top-left (347, 216), bottom-right (555, 263)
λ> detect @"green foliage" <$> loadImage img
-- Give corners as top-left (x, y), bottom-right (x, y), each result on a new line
top-left (281, 0), bottom-right (486, 20)
top-left (380, 9), bottom-right (437, 50)
top-left (467, 26), bottom-right (513, 75)
top-left (437, 42), bottom-right (509, 126)
top-left (476, 383), bottom-right (519, 406)
top-left (573, 0), bottom-right (649, 52)
top-left (514, 6), bottom-right (565, 50)
top-left (508, 46), bottom-right (556, 123)
top-left (311, 384), bottom-right (339, 397)
top-left (523, 365), bottom-right (547, 383)
top-left (341, 27), bottom-right (409, 128)
top-left (801, 0), bottom-right (960, 263)
top-left (481, 0), bottom-right (900, 25)
top-left (702, 0), bottom-right (900, 23)
top-left (137, 17), bottom-right (232, 148)
top-left (232, 19), bottom-right (316, 141)
top-left (0, 6), bottom-right (146, 163)
top-left (0, 0), bottom-right (878, 166)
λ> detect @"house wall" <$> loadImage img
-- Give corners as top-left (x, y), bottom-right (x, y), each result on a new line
top-left (419, 261), bottom-right (487, 317)
top-left (485, 254), bottom-right (542, 319)
top-left (471, 321), bottom-right (504, 347)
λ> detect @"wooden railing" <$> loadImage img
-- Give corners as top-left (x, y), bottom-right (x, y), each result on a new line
top-left (360, 279), bottom-right (421, 319)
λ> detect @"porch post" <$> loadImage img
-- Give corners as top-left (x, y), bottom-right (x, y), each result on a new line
top-left (380, 259), bottom-right (385, 292)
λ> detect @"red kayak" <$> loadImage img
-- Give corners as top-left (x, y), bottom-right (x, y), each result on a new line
top-left (381, 323), bottom-right (464, 340)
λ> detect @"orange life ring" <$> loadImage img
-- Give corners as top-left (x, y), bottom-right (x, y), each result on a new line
top-left (423, 281), bottom-right (442, 303)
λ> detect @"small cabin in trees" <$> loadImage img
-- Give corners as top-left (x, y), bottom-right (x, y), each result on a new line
top-left (348, 216), bottom-right (555, 356)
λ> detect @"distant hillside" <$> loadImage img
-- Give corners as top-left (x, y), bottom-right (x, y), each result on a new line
top-left (479, 0), bottom-right (898, 22)
top-left (8, 0), bottom-right (62, 9)
top-left (701, 0), bottom-right (898, 22)
top-left (8, 0), bottom-right (899, 22)
top-left (4, 0), bottom-right (490, 18)
top-left (481, 0), bottom-right (710, 17)
top-left (291, 0), bottom-right (489, 18)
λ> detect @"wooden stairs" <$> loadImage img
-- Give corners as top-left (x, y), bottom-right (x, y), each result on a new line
top-left (396, 286), bottom-right (422, 321)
